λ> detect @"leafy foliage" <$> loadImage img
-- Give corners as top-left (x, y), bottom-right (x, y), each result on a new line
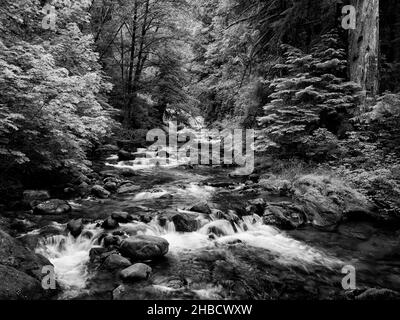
top-left (91, 0), bottom-right (195, 128)
top-left (0, 0), bottom-right (115, 190)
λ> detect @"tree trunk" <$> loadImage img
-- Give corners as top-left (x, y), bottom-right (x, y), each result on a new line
top-left (133, 0), bottom-right (150, 95)
top-left (127, 1), bottom-right (138, 96)
top-left (349, 0), bottom-right (380, 95)
top-left (125, 0), bottom-right (138, 126)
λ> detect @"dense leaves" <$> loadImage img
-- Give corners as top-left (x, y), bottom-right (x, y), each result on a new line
top-left (0, 0), bottom-right (115, 193)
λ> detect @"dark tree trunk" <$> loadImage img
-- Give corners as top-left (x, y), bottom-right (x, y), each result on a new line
top-left (125, 0), bottom-right (138, 126)
top-left (133, 0), bottom-right (150, 92)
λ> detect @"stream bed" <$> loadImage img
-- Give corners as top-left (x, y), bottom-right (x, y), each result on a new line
top-left (29, 158), bottom-right (400, 300)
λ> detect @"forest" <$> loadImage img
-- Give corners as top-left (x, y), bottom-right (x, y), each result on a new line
top-left (1, 0), bottom-right (400, 302)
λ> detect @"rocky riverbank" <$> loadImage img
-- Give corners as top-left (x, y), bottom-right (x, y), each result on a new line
top-left (1, 147), bottom-right (400, 300)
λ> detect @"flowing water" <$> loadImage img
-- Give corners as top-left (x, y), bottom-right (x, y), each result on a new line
top-left (32, 152), bottom-right (400, 299)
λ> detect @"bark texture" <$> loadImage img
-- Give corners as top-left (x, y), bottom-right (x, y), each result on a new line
top-left (349, 0), bottom-right (379, 95)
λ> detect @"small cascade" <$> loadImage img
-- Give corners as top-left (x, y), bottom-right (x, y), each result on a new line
top-left (114, 215), bottom-right (341, 267)
top-left (35, 211), bottom-right (341, 299)
top-left (199, 219), bottom-right (237, 236)
top-left (106, 144), bottom-right (192, 172)
top-left (35, 223), bottom-right (102, 298)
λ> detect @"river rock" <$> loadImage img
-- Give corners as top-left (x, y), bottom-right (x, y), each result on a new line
top-left (246, 198), bottom-right (266, 215)
top-left (100, 170), bottom-right (120, 178)
top-left (103, 176), bottom-right (121, 184)
top-left (89, 247), bottom-right (110, 264)
top-left (81, 230), bottom-right (93, 239)
top-left (119, 235), bottom-right (169, 261)
top-left (91, 185), bottom-right (110, 199)
top-left (292, 175), bottom-right (375, 229)
top-left (117, 184), bottom-right (141, 194)
top-left (23, 190), bottom-right (50, 207)
top-left (249, 173), bottom-right (260, 183)
top-left (104, 181), bottom-right (118, 192)
top-left (210, 209), bottom-right (239, 224)
top-left (259, 176), bottom-right (292, 195)
top-left (171, 213), bottom-right (198, 232)
top-left (0, 265), bottom-right (46, 300)
top-left (119, 168), bottom-right (139, 177)
top-left (118, 150), bottom-right (136, 161)
top-left (204, 220), bottom-right (235, 237)
top-left (210, 209), bottom-right (226, 220)
top-left (355, 288), bottom-right (400, 300)
top-left (189, 201), bottom-right (212, 214)
top-left (111, 211), bottom-right (133, 223)
top-left (0, 227), bottom-right (54, 283)
top-left (10, 219), bottom-right (36, 234)
top-left (120, 263), bottom-right (152, 281)
top-left (33, 199), bottom-right (71, 215)
top-left (66, 218), bottom-right (84, 238)
top-left (102, 217), bottom-right (119, 230)
top-left (112, 284), bottom-right (127, 300)
top-left (103, 235), bottom-right (121, 248)
top-left (96, 144), bottom-right (119, 154)
top-left (19, 225), bottom-right (64, 250)
top-left (102, 254), bottom-right (131, 270)
top-left (77, 182), bottom-right (90, 197)
top-left (263, 202), bottom-right (306, 229)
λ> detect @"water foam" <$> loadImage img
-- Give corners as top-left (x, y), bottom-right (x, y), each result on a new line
top-left (35, 213), bottom-right (341, 299)
top-left (35, 223), bottom-right (101, 298)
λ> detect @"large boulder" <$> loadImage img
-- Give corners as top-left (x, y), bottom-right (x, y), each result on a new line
top-left (101, 254), bottom-right (131, 271)
top-left (102, 217), bottom-right (119, 230)
top-left (103, 235), bottom-right (121, 248)
top-left (292, 175), bottom-right (375, 230)
top-left (117, 184), bottom-right (141, 195)
top-left (246, 198), bottom-right (266, 215)
top-left (171, 213), bottom-right (198, 232)
top-left (119, 168), bottom-right (139, 178)
top-left (23, 190), bottom-right (50, 207)
top-left (0, 228), bottom-right (52, 278)
top-left (91, 185), bottom-right (110, 199)
top-left (259, 175), bottom-right (292, 196)
top-left (0, 265), bottom-right (46, 300)
top-left (89, 247), bottom-right (110, 264)
top-left (119, 235), bottom-right (169, 261)
top-left (111, 211), bottom-right (133, 223)
top-left (189, 201), bottom-right (212, 215)
top-left (104, 181), bottom-right (118, 192)
top-left (33, 199), bottom-right (71, 216)
top-left (66, 219), bottom-right (84, 238)
top-left (77, 182), bottom-right (90, 197)
top-left (120, 263), bottom-right (152, 281)
top-left (263, 202), bottom-right (306, 229)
